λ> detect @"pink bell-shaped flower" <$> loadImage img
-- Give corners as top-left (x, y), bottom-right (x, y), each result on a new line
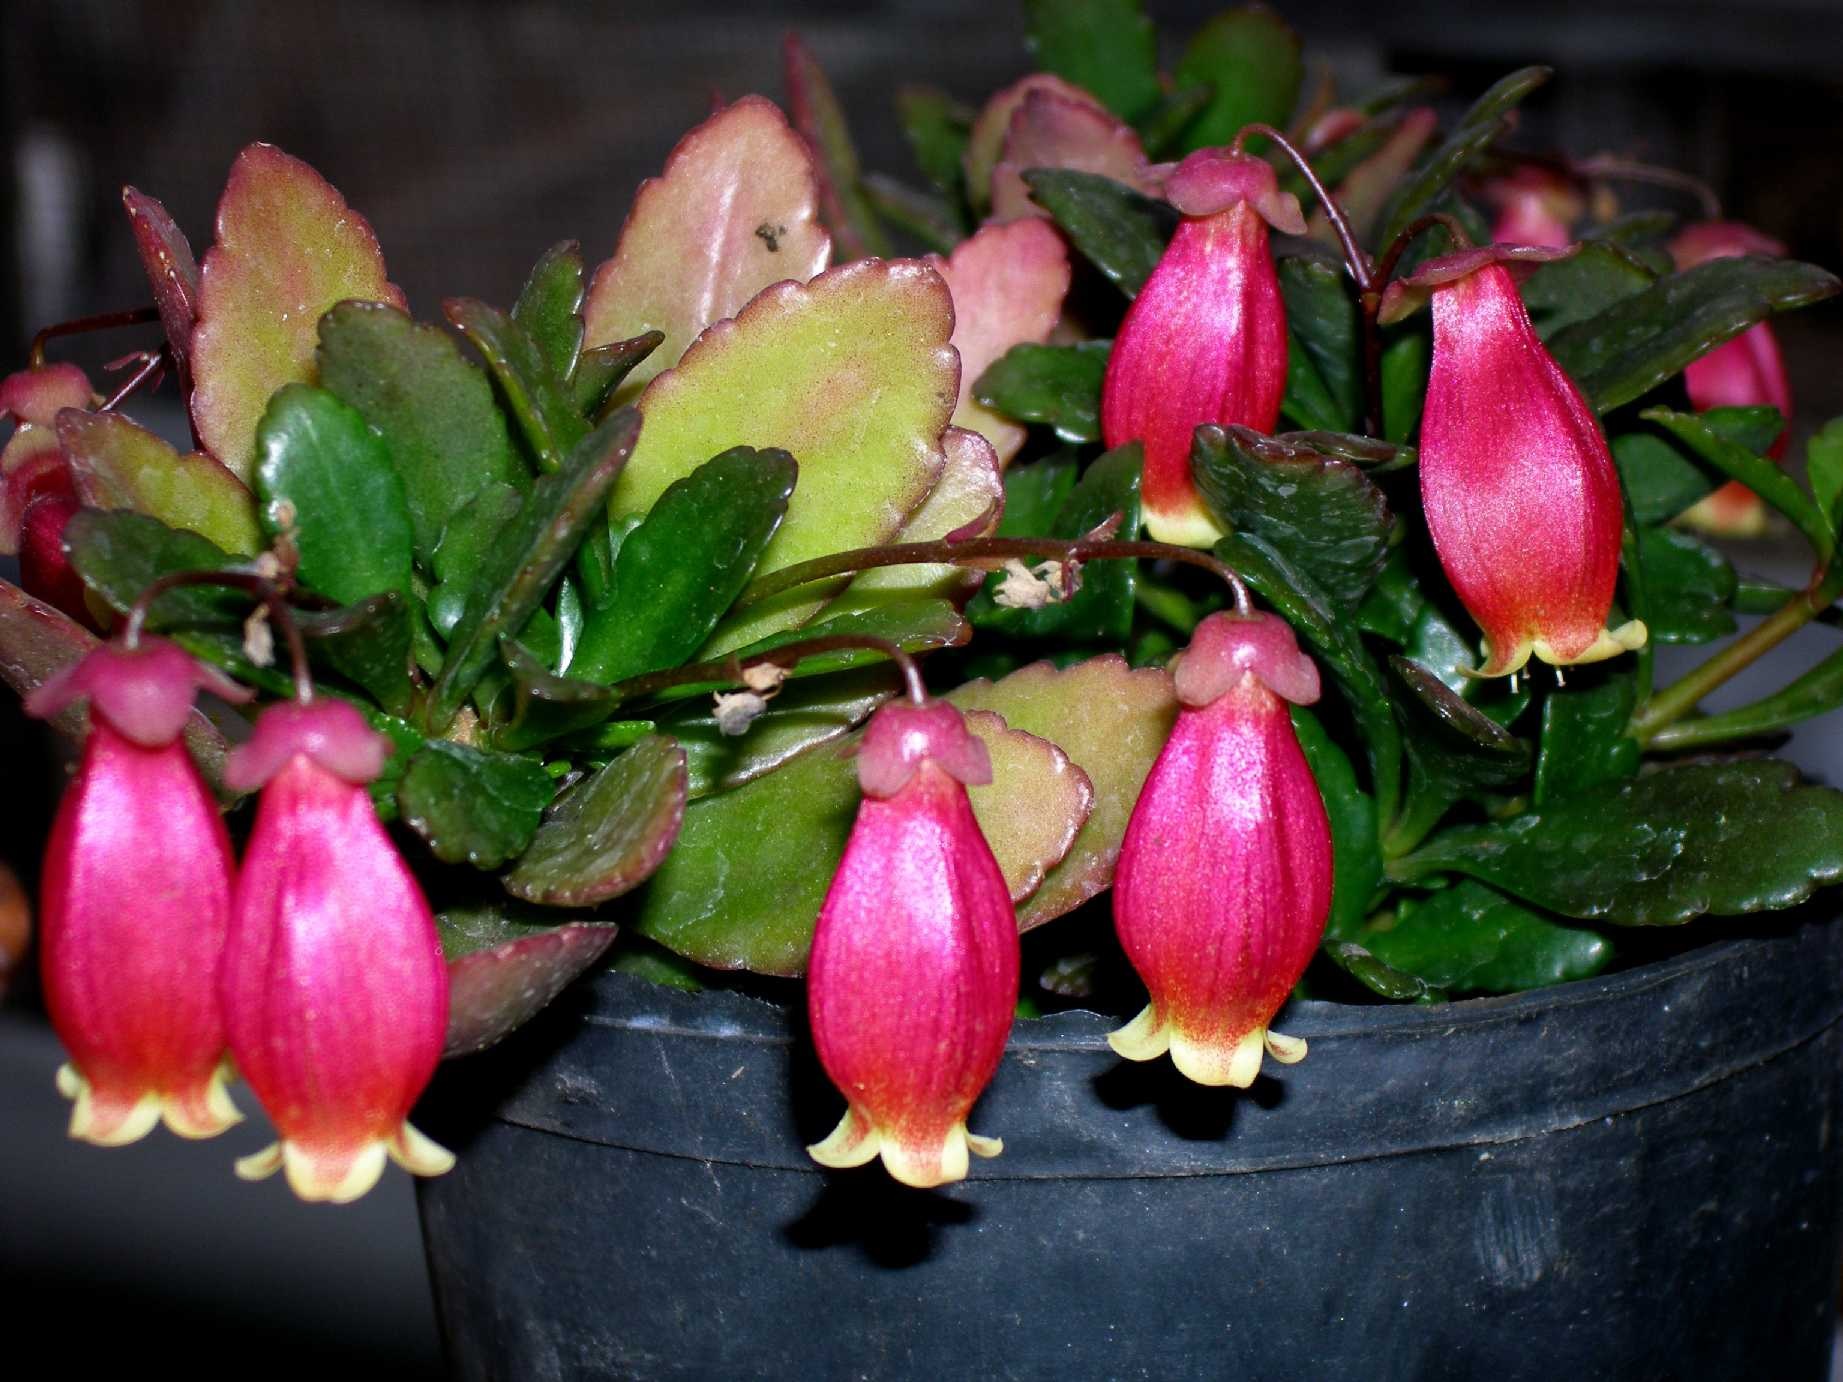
top-left (1101, 148), bottom-right (1304, 548)
top-left (1484, 167), bottom-right (1582, 250)
top-left (1395, 248), bottom-right (1646, 677)
top-left (806, 697), bottom-right (1019, 1188)
top-left (1671, 222), bottom-right (1794, 537)
top-left (221, 698), bottom-right (453, 1202)
top-left (1110, 611), bottom-right (1331, 1087)
top-left (28, 637), bottom-right (248, 1144)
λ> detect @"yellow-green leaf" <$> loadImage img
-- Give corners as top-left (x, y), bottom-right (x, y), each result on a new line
top-left (58, 410), bottom-right (261, 555)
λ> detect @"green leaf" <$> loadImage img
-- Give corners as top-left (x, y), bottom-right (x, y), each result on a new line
top-left (64, 509), bottom-right (242, 629)
top-left (1379, 66), bottom-right (1551, 246)
top-left (969, 443), bottom-right (1141, 643)
top-left (397, 740), bottom-right (554, 869)
top-left (299, 591), bottom-right (415, 716)
top-left (1652, 644), bottom-right (1843, 749)
top-left (1611, 407), bottom-right (1784, 528)
top-left (1642, 406), bottom-right (1828, 556)
top-left (996, 449), bottom-right (1079, 536)
top-left (1279, 257), bottom-right (1360, 433)
top-left (860, 175), bottom-right (964, 256)
top-left (1533, 666), bottom-right (1638, 805)
top-left (1022, 170), bottom-right (1174, 298)
top-left (667, 665), bottom-right (897, 797)
top-left (896, 84), bottom-right (973, 211)
top-left (1363, 881), bottom-right (1610, 995)
top-left (1356, 548), bottom-right (1474, 692)
top-left (1172, 5), bottom-right (1303, 152)
top-left (1520, 241), bottom-right (1656, 339)
top-left (1279, 328), bottom-right (1345, 432)
top-left (1379, 329), bottom-right (1429, 443)
top-left (785, 35), bottom-right (892, 259)
top-left (254, 384), bottom-right (415, 612)
top-left (1191, 424), bottom-right (1392, 607)
top-left (1292, 705), bottom-right (1381, 942)
top-left (444, 297), bottom-right (587, 474)
top-left (1391, 655), bottom-right (1531, 800)
top-left (1025, 0), bottom-right (1161, 122)
top-left (572, 331), bottom-right (665, 421)
top-left (505, 735), bottom-right (687, 907)
top-left (1398, 760), bottom-right (1843, 924)
top-left (1550, 257), bottom-right (1841, 413)
top-left (571, 447), bottom-right (795, 684)
top-left (316, 301), bottom-right (526, 564)
top-left (1138, 85), bottom-right (1215, 159)
top-left (426, 408), bottom-right (641, 732)
top-left (1322, 939), bottom-right (1442, 1002)
top-left (428, 482), bottom-right (523, 638)
top-left (511, 241), bottom-right (586, 386)
top-left (494, 637), bottom-right (621, 750)
top-left (1806, 416), bottom-right (1843, 539)
top-left (57, 411), bottom-right (261, 556)
top-left (437, 902), bottom-right (619, 1057)
top-left (1638, 527), bottom-right (1736, 644)
top-left (1216, 529), bottom-right (1400, 818)
top-left (972, 341), bottom-right (1108, 444)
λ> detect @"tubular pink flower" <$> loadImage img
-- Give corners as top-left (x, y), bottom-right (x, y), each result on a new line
top-left (28, 638), bottom-right (248, 1145)
top-left (221, 699), bottom-right (452, 1203)
top-left (1671, 221), bottom-right (1794, 536)
top-left (806, 698), bottom-right (1019, 1188)
top-left (1484, 167), bottom-right (1582, 250)
top-left (1109, 612), bottom-right (1330, 1087)
top-left (1415, 255), bottom-right (1645, 676)
top-left (1102, 148), bottom-right (1301, 548)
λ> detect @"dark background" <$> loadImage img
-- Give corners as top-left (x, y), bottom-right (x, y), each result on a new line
top-left (0, 3), bottom-right (1839, 1377)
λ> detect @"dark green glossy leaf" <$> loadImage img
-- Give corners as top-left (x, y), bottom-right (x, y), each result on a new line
top-left (511, 241), bottom-right (586, 386)
top-left (1216, 529), bottom-right (1400, 818)
top-left (996, 449), bottom-right (1079, 537)
top-left (1550, 257), bottom-right (1841, 413)
top-left (896, 84), bottom-right (973, 209)
top-left (969, 443), bottom-right (1141, 643)
top-left (426, 407), bottom-right (641, 732)
top-left (1521, 241), bottom-right (1655, 339)
top-left (505, 734), bottom-right (687, 907)
top-left (1534, 666), bottom-right (1637, 805)
top-left (298, 591), bottom-right (415, 716)
top-left (1642, 405), bottom-right (1827, 555)
top-left (1379, 66), bottom-right (1551, 246)
top-left (1807, 417), bottom-right (1843, 538)
top-left (1138, 85), bottom-right (1214, 159)
top-left (1293, 705), bottom-right (1381, 942)
top-left (1172, 4), bottom-right (1303, 152)
top-left (495, 637), bottom-right (619, 750)
top-left (572, 331), bottom-right (665, 421)
top-left (1614, 405), bottom-right (1784, 529)
top-left (1399, 760), bottom-right (1843, 924)
top-left (1280, 327), bottom-right (1344, 432)
top-left (1391, 655), bottom-right (1530, 797)
top-left (437, 901), bottom-right (618, 1057)
top-left (608, 934), bottom-right (705, 992)
top-left (1363, 881), bottom-right (1610, 995)
top-left (1356, 548), bottom-right (1476, 693)
top-left (570, 448), bottom-right (797, 686)
top-left (973, 341), bottom-right (1108, 443)
top-left (667, 665), bottom-right (897, 798)
top-left (1638, 526), bottom-right (1736, 644)
top-left (254, 384), bottom-right (415, 613)
top-left (1025, 0), bottom-right (1161, 121)
top-left (428, 482), bottom-right (523, 638)
top-left (1322, 939), bottom-right (1442, 1001)
top-left (398, 740), bottom-right (554, 869)
top-left (1380, 329), bottom-right (1429, 443)
top-left (1023, 170), bottom-right (1174, 298)
top-left (316, 300), bottom-right (526, 564)
top-left (1191, 424), bottom-right (1392, 606)
top-left (64, 509), bottom-right (242, 629)
top-left (1279, 257), bottom-right (1360, 433)
top-left (445, 296), bottom-right (588, 473)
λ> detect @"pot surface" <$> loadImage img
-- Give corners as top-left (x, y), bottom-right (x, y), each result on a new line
top-left (418, 919), bottom-right (1843, 1381)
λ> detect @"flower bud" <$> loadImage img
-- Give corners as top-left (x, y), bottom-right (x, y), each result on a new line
top-left (806, 698), bottom-right (1019, 1187)
top-left (27, 638), bottom-right (248, 1144)
top-left (221, 699), bottom-right (453, 1202)
top-left (1109, 612), bottom-right (1330, 1087)
top-left (1408, 251), bottom-right (1645, 676)
top-left (1671, 222), bottom-right (1793, 536)
top-left (1101, 148), bottom-right (1302, 548)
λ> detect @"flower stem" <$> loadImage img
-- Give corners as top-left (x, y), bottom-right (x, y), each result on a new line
top-left (608, 633), bottom-right (926, 707)
top-left (124, 568), bottom-right (314, 703)
top-left (28, 305), bottom-right (161, 370)
top-left (1235, 122), bottom-right (1373, 293)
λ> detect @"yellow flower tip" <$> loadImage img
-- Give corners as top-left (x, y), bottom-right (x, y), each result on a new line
top-left (279, 1140), bottom-right (391, 1205)
top-left (808, 1106), bottom-right (883, 1171)
top-left (1106, 1003), bottom-right (1172, 1063)
top-left (1170, 1027), bottom-right (1267, 1088)
top-left (965, 1131), bottom-right (1004, 1160)
top-left (234, 1141), bottom-right (286, 1183)
top-left (1263, 1028), bottom-right (1308, 1065)
top-left (1142, 503), bottom-right (1226, 550)
top-left (162, 1060), bottom-right (245, 1140)
top-left (1534, 619), bottom-right (1648, 669)
top-left (808, 1107), bottom-right (999, 1188)
top-left (58, 1064), bottom-right (162, 1147)
top-left (389, 1121), bottom-right (456, 1179)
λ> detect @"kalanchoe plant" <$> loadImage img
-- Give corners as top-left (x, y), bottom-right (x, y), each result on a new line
top-left (5, 0), bottom-right (1843, 1202)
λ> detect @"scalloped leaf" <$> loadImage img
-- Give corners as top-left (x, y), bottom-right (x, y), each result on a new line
top-left (990, 88), bottom-right (1157, 224)
top-left (58, 410), bottom-right (260, 555)
top-left (505, 734), bottom-right (687, 907)
top-left (928, 219), bottom-right (1070, 464)
top-left (1024, 0), bottom-right (1160, 121)
top-left (581, 96), bottom-right (831, 398)
top-left (630, 701), bottom-right (1097, 974)
top-left (964, 74), bottom-right (1107, 216)
top-left (668, 665), bottom-right (898, 797)
top-left (1173, 5), bottom-right (1304, 153)
top-left (398, 741), bottom-right (554, 869)
top-left (615, 259), bottom-right (957, 651)
top-left (837, 426), bottom-right (1002, 610)
top-left (1401, 760), bottom-right (1843, 925)
top-left (189, 143), bottom-right (403, 479)
top-left (1362, 880), bottom-right (1610, 997)
top-left (437, 904), bottom-right (618, 1057)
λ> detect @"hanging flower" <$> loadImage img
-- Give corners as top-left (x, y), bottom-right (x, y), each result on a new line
top-left (1671, 222), bottom-right (1794, 537)
top-left (1383, 246), bottom-right (1647, 677)
top-left (1101, 147), bottom-right (1305, 548)
top-left (221, 698), bottom-right (453, 1203)
top-left (27, 637), bottom-right (247, 1144)
top-left (1484, 166), bottom-right (1583, 250)
top-left (806, 698), bottom-right (1018, 1188)
top-left (1110, 611), bottom-right (1332, 1087)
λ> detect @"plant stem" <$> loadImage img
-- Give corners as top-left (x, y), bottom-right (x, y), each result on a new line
top-left (1357, 213), bottom-right (1472, 440)
top-left (99, 348), bottom-right (169, 412)
top-left (608, 633), bottom-right (927, 707)
top-left (1647, 644), bottom-right (1843, 752)
top-left (1571, 154), bottom-right (1722, 220)
top-left (124, 568), bottom-right (314, 703)
top-left (28, 305), bottom-right (162, 369)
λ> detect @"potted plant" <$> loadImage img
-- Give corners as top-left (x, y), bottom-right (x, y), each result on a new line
top-left (5, 2), bottom-right (1843, 1377)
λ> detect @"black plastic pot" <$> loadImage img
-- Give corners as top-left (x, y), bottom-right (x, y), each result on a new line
top-left (417, 918), bottom-right (1843, 1381)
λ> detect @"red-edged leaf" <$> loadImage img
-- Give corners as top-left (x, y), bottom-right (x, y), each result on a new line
top-left (839, 426), bottom-right (1003, 608)
top-left (58, 410), bottom-right (260, 555)
top-left (964, 72), bottom-right (1106, 215)
top-left (122, 186), bottom-right (201, 390)
top-left (440, 917), bottom-right (619, 1057)
top-left (989, 87), bottom-right (1158, 224)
